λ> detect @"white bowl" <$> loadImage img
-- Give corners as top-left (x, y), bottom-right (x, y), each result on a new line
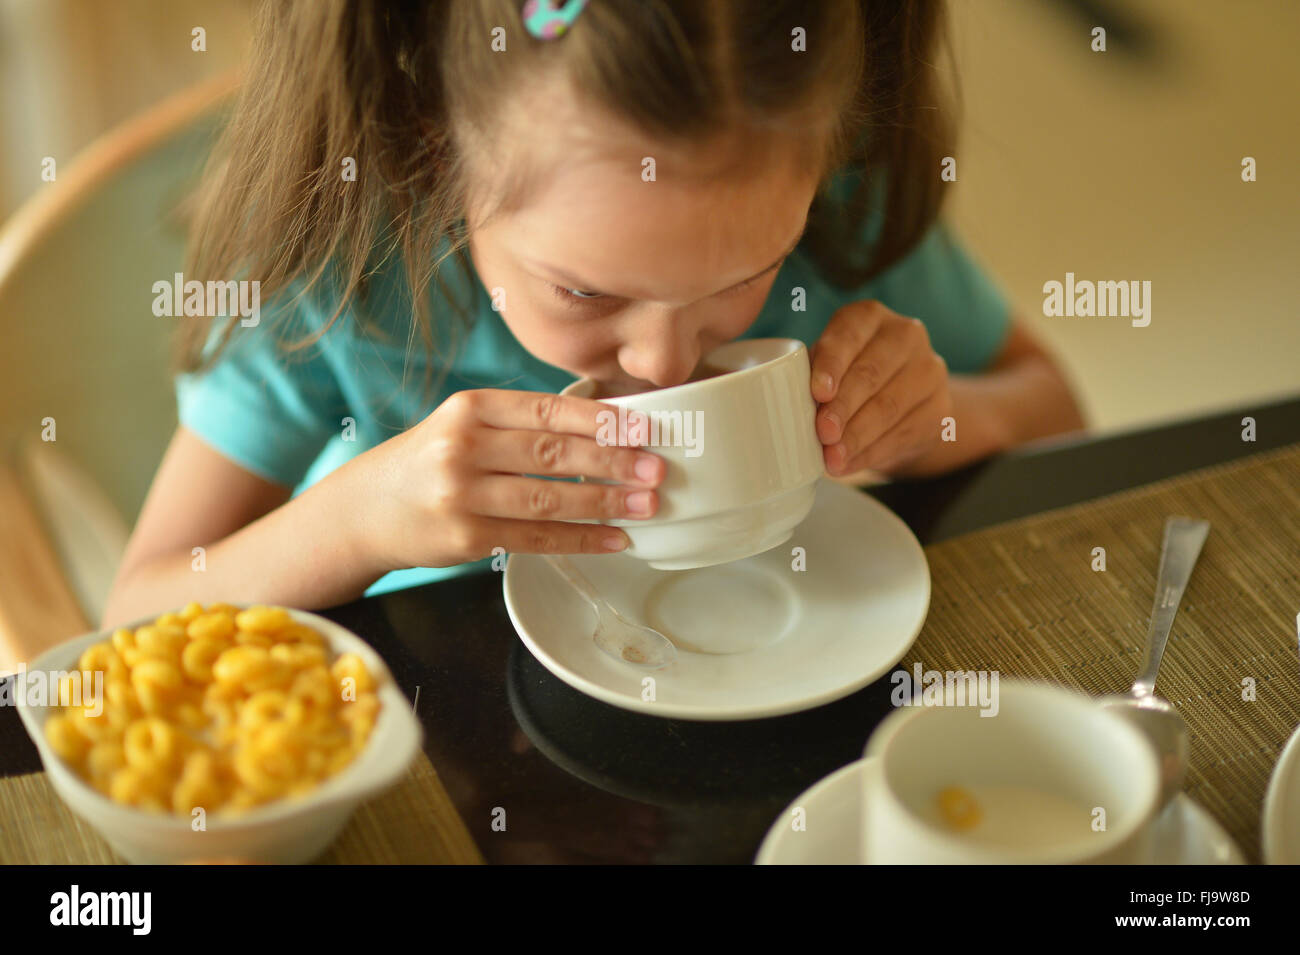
top-left (16, 606), bottom-right (422, 864)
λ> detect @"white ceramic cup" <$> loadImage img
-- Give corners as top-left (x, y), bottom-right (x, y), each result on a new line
top-left (560, 338), bottom-right (825, 570)
top-left (860, 680), bottom-right (1162, 864)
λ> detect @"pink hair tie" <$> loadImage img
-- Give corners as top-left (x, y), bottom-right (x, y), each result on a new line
top-left (522, 0), bottom-right (589, 40)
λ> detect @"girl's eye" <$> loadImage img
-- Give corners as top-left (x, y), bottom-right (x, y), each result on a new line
top-left (549, 283), bottom-right (612, 310)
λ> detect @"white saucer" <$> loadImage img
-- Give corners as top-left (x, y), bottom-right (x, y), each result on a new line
top-left (1263, 723), bottom-right (1300, 864)
top-left (502, 478), bottom-right (930, 721)
top-left (755, 757), bottom-right (1245, 864)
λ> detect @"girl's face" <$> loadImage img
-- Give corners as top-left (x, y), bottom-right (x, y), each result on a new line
top-left (463, 81), bottom-right (824, 395)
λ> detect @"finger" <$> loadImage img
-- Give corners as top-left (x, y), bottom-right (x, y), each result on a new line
top-left (840, 390), bottom-right (950, 474)
top-left (467, 516), bottom-right (631, 556)
top-left (467, 475), bottom-right (659, 522)
top-left (449, 388), bottom-right (646, 444)
top-left (815, 319), bottom-right (919, 445)
top-left (809, 301), bottom-right (889, 403)
top-left (474, 428), bottom-right (665, 486)
top-left (831, 350), bottom-right (946, 468)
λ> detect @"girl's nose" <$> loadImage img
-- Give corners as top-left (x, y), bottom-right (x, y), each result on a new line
top-left (617, 341), bottom-right (700, 390)
top-left (616, 311), bottom-right (701, 388)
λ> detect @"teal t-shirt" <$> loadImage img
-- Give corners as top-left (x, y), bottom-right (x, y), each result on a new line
top-left (176, 192), bottom-right (1011, 596)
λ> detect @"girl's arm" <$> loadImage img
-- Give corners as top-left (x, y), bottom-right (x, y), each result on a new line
top-left (103, 389), bottom-right (668, 629)
top-left (889, 317), bottom-right (1087, 478)
top-left (100, 426), bottom-right (388, 628)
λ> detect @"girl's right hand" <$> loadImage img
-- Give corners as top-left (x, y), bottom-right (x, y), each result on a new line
top-left (354, 388), bottom-right (664, 571)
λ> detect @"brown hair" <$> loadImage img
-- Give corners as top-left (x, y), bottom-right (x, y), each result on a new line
top-left (178, 0), bottom-right (955, 389)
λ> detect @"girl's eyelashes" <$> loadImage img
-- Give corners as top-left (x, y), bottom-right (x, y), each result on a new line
top-left (545, 259), bottom-right (785, 311)
top-left (549, 283), bottom-right (617, 311)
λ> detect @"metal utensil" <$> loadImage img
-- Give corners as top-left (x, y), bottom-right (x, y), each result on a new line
top-left (1100, 516), bottom-right (1209, 812)
top-left (545, 555), bottom-right (677, 670)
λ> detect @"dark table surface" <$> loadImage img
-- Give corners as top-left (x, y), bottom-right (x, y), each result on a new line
top-left (4, 393), bottom-right (1299, 863)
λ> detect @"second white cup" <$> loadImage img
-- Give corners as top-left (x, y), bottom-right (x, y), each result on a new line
top-left (860, 680), bottom-right (1162, 864)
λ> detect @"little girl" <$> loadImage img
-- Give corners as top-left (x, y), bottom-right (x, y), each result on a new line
top-left (103, 0), bottom-right (1084, 626)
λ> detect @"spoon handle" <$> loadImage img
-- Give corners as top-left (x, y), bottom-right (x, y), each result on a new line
top-left (544, 554), bottom-right (605, 613)
top-left (1133, 516), bottom-right (1210, 697)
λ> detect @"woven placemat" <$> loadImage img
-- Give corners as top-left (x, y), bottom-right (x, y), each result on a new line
top-left (904, 441), bottom-right (1300, 863)
top-left (0, 750), bottom-right (483, 864)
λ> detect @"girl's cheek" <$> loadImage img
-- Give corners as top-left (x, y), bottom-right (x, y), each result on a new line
top-left (702, 279), bottom-right (781, 341)
top-left (499, 292), bottom-right (614, 364)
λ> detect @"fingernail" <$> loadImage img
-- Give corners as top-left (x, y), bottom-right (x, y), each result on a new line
top-left (602, 533), bottom-right (628, 551)
top-left (634, 454), bottom-right (660, 483)
top-left (625, 490), bottom-right (653, 515)
top-left (818, 372), bottom-right (834, 395)
top-left (824, 410), bottom-right (841, 438)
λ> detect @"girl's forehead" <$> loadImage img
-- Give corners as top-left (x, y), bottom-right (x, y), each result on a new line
top-left (487, 136), bottom-right (819, 304)
top-left (461, 71), bottom-right (830, 224)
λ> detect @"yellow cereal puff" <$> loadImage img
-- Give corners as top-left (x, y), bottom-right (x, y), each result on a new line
top-left (172, 702), bottom-right (208, 734)
top-left (234, 629), bottom-right (274, 649)
top-left (181, 638), bottom-right (228, 684)
top-left (77, 644), bottom-right (127, 684)
top-left (173, 750), bottom-right (224, 814)
top-left (201, 691), bottom-right (237, 724)
top-left (270, 642), bottom-right (327, 671)
top-left (212, 645), bottom-right (271, 686)
top-left (66, 704), bottom-right (123, 744)
top-left (302, 748), bottom-right (329, 778)
top-left (131, 659), bottom-right (183, 715)
top-left (221, 786), bottom-right (262, 814)
top-left (204, 678), bottom-right (243, 704)
top-left (45, 714), bottom-right (90, 763)
top-left (281, 696), bottom-right (321, 732)
top-left (135, 625), bottom-right (188, 662)
top-left (86, 740), bottom-right (127, 780)
top-left (109, 767), bottom-right (170, 813)
top-left (110, 628), bottom-right (136, 655)
top-left (187, 612), bottom-right (236, 642)
top-left (342, 693), bottom-right (380, 720)
top-left (124, 718), bottom-right (182, 774)
top-left (100, 701), bottom-right (137, 734)
top-left (240, 690), bottom-right (291, 730)
top-left (247, 659), bottom-right (293, 694)
top-left (178, 601), bottom-right (204, 622)
top-left (331, 653), bottom-right (376, 696)
top-left (289, 667), bottom-right (336, 708)
top-left (235, 606), bottom-right (292, 635)
top-left (234, 749), bottom-right (291, 800)
top-left (936, 787), bottom-right (982, 831)
top-left (280, 623), bottom-right (326, 647)
top-left (104, 679), bottom-right (140, 716)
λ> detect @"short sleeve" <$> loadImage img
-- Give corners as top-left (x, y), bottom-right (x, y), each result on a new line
top-left (175, 299), bottom-right (347, 488)
top-left (864, 223), bottom-right (1013, 374)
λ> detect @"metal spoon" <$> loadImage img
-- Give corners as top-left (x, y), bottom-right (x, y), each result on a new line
top-left (1100, 516), bottom-right (1209, 812)
top-left (545, 555), bottom-right (677, 669)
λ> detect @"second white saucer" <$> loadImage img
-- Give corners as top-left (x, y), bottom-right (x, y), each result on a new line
top-left (755, 757), bottom-right (1245, 865)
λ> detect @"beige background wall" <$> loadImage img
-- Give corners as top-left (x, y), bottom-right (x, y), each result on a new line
top-left (946, 0), bottom-right (1299, 432)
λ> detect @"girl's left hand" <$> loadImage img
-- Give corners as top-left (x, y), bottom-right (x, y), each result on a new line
top-left (809, 300), bottom-right (953, 476)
